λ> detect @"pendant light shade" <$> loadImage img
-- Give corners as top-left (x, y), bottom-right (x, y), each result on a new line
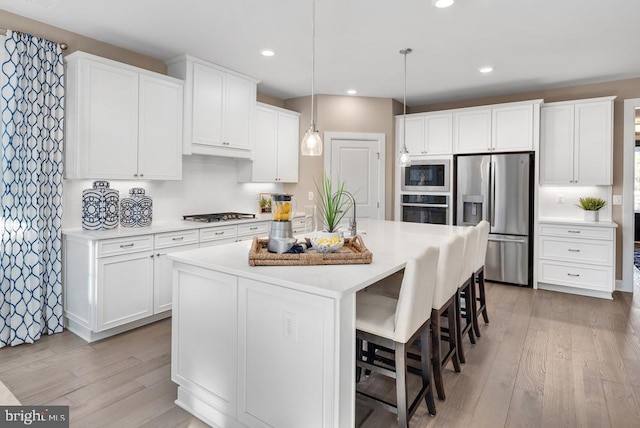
top-left (301, 122), bottom-right (323, 156)
top-left (398, 48), bottom-right (412, 167)
top-left (301, 0), bottom-right (323, 156)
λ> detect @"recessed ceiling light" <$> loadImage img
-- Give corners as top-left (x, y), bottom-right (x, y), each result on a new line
top-left (347, 89), bottom-right (357, 95)
top-left (479, 66), bottom-right (494, 73)
top-left (261, 49), bottom-right (275, 57)
top-left (432, 0), bottom-right (454, 8)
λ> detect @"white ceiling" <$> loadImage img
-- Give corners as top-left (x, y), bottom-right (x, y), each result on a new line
top-left (1, 0), bottom-right (639, 106)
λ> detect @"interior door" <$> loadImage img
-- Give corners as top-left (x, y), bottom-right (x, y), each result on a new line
top-left (326, 134), bottom-right (384, 226)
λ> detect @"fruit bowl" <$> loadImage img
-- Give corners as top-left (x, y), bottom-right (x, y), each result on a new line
top-left (310, 235), bottom-right (344, 253)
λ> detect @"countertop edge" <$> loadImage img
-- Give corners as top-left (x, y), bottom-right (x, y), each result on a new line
top-left (62, 213), bottom-right (306, 240)
top-left (538, 218), bottom-right (618, 228)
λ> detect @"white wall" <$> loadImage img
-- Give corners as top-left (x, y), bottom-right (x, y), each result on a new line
top-left (538, 185), bottom-right (612, 221)
top-left (63, 155), bottom-right (283, 229)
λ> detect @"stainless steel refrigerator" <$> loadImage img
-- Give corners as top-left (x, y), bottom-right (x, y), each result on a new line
top-left (455, 152), bottom-right (533, 286)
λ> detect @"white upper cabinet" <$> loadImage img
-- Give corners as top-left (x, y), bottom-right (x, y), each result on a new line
top-left (454, 100), bottom-right (541, 154)
top-left (167, 55), bottom-right (258, 159)
top-left (540, 96), bottom-right (615, 185)
top-left (64, 52), bottom-right (183, 180)
top-left (396, 112), bottom-right (453, 156)
top-left (238, 103), bottom-right (300, 183)
top-left (492, 103), bottom-right (535, 151)
top-left (453, 108), bottom-right (492, 153)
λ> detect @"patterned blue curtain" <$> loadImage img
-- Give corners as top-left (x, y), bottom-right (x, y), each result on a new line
top-left (0, 30), bottom-right (64, 347)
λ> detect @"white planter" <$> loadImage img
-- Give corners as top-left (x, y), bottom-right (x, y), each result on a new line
top-left (584, 210), bottom-right (599, 222)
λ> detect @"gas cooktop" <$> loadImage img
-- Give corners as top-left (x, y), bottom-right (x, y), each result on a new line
top-left (182, 212), bottom-right (256, 223)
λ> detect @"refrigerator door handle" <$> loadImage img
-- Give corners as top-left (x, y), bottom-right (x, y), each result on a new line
top-left (490, 160), bottom-right (496, 227)
top-left (488, 237), bottom-right (527, 244)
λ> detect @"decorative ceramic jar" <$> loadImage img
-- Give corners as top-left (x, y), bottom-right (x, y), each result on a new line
top-left (82, 181), bottom-right (119, 230)
top-left (120, 188), bottom-right (153, 227)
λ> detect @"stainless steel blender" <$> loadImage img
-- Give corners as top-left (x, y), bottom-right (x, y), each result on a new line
top-left (267, 194), bottom-right (297, 253)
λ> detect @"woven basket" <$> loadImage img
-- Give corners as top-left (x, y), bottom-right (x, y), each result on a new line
top-left (248, 235), bottom-right (372, 266)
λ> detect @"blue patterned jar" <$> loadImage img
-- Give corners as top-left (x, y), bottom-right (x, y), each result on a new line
top-left (82, 181), bottom-right (119, 230)
top-left (120, 188), bottom-right (153, 227)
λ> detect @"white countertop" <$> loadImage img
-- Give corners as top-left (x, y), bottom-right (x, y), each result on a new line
top-left (62, 213), bottom-right (305, 240)
top-left (539, 218), bottom-right (618, 228)
top-left (169, 219), bottom-right (468, 299)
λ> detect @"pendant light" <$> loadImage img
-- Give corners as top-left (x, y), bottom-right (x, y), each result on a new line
top-left (398, 48), bottom-right (412, 167)
top-left (300, 0), bottom-right (323, 156)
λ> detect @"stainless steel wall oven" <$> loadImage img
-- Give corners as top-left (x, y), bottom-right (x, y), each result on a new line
top-left (401, 194), bottom-right (449, 225)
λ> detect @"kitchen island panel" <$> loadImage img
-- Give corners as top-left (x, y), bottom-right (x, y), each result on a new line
top-left (172, 264), bottom-right (238, 418)
top-left (238, 277), bottom-right (335, 428)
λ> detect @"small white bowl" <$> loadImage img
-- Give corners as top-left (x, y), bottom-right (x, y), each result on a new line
top-left (311, 236), bottom-right (344, 253)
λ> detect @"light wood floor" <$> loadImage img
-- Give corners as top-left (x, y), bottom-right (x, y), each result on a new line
top-left (2, 280), bottom-right (640, 427)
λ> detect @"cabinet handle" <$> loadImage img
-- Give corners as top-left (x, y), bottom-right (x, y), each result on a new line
top-left (214, 231), bottom-right (225, 235)
top-left (140, 174), bottom-right (144, 178)
top-left (568, 248), bottom-right (581, 252)
top-left (249, 226), bottom-right (258, 231)
top-left (119, 243), bottom-right (135, 248)
top-left (172, 237), bottom-right (184, 241)
top-left (150, 254), bottom-right (155, 258)
top-left (133, 174), bottom-right (138, 178)
top-left (567, 230), bottom-right (581, 234)
top-left (567, 273), bottom-right (580, 277)
top-left (157, 253), bottom-right (162, 257)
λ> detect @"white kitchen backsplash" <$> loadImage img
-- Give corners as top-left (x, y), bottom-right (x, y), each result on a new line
top-left (63, 155), bottom-right (283, 229)
top-left (538, 185), bottom-right (612, 221)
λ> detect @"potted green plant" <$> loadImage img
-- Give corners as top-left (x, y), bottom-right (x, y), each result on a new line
top-left (577, 196), bottom-right (606, 221)
top-left (313, 172), bottom-right (353, 252)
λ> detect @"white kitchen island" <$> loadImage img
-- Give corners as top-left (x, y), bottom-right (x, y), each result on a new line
top-left (168, 219), bottom-right (467, 428)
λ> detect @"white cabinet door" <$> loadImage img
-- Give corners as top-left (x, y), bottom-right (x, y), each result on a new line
top-left (138, 74), bottom-right (183, 180)
top-left (80, 60), bottom-right (139, 179)
top-left (492, 103), bottom-right (534, 152)
top-left (242, 104), bottom-right (299, 183)
top-left (454, 108), bottom-right (492, 153)
top-left (253, 106), bottom-right (278, 181)
top-left (540, 98), bottom-right (613, 185)
top-left (540, 104), bottom-right (575, 184)
top-left (403, 116), bottom-right (425, 155)
top-left (97, 251), bottom-right (154, 331)
top-left (225, 74), bottom-right (255, 150)
top-left (574, 101), bottom-right (612, 185)
top-left (154, 243), bottom-right (199, 314)
top-left (276, 111), bottom-right (300, 182)
top-left (425, 113), bottom-right (452, 155)
top-left (192, 62), bottom-right (225, 147)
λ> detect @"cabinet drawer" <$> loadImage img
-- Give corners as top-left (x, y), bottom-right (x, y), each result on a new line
top-left (539, 237), bottom-right (613, 265)
top-left (237, 221), bottom-right (269, 237)
top-left (538, 260), bottom-right (612, 292)
top-left (199, 225), bottom-right (237, 242)
top-left (539, 224), bottom-right (614, 240)
top-left (154, 229), bottom-right (199, 249)
top-left (97, 235), bottom-right (153, 257)
top-left (292, 217), bottom-right (306, 231)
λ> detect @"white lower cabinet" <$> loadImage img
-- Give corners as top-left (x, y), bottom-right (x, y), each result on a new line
top-left (537, 221), bottom-right (616, 299)
top-left (63, 217), bottom-right (306, 342)
top-left (97, 250), bottom-right (154, 331)
top-left (153, 229), bottom-right (200, 314)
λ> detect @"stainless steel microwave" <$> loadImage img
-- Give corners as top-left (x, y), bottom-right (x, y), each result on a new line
top-left (400, 159), bottom-right (450, 192)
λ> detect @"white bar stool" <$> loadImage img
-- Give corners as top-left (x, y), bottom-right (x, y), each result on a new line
top-left (355, 246), bottom-right (440, 426)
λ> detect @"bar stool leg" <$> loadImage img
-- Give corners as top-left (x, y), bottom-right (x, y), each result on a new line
top-left (395, 342), bottom-right (409, 427)
top-left (430, 308), bottom-right (446, 401)
top-left (448, 302), bottom-right (462, 373)
top-left (420, 326), bottom-right (436, 416)
top-left (454, 289), bottom-right (466, 365)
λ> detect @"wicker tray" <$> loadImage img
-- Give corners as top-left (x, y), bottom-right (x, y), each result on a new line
top-left (248, 235), bottom-right (373, 266)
